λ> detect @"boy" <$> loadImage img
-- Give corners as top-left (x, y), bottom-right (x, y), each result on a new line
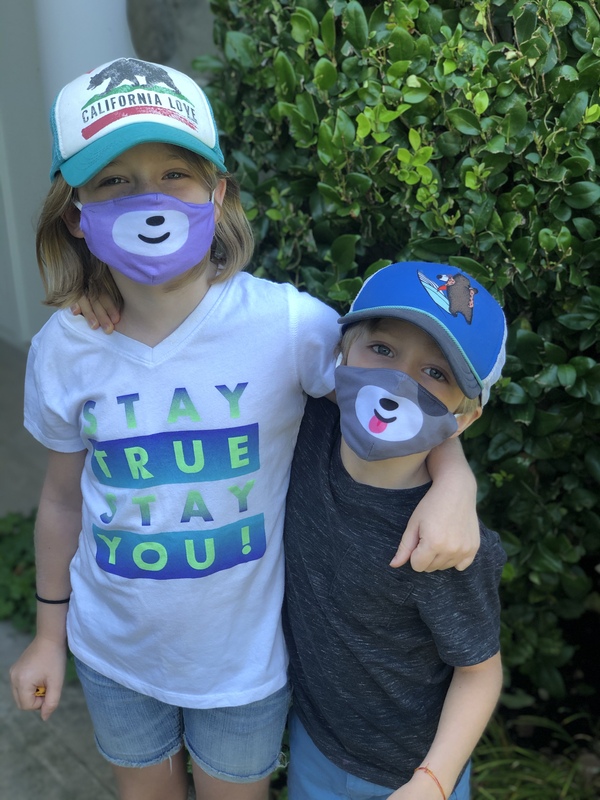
top-left (283, 261), bottom-right (507, 800)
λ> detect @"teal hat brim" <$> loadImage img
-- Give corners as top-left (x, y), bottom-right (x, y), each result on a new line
top-left (56, 121), bottom-right (227, 186)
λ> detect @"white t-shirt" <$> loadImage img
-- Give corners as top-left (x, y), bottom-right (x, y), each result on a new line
top-left (25, 271), bottom-right (339, 708)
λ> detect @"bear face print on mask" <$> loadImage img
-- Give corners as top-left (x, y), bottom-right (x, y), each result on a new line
top-left (76, 193), bottom-right (215, 285)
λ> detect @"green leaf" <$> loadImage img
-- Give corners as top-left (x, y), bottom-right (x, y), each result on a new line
top-left (514, 4), bottom-right (537, 44)
top-left (273, 52), bottom-right (297, 101)
top-left (500, 382), bottom-right (529, 404)
top-left (565, 181), bottom-right (600, 208)
top-left (531, 410), bottom-right (566, 436)
top-left (488, 431), bottom-right (523, 460)
top-left (502, 101), bottom-right (528, 141)
top-left (408, 128), bottom-right (421, 151)
top-left (317, 120), bottom-right (335, 166)
top-left (356, 113), bottom-right (371, 139)
top-left (346, 173), bottom-right (373, 193)
top-left (538, 229), bottom-right (557, 251)
top-left (473, 90), bottom-right (490, 115)
top-left (584, 445), bottom-right (600, 483)
top-left (320, 8), bottom-right (336, 52)
top-left (389, 27), bottom-right (416, 59)
top-left (562, 156), bottom-right (593, 177)
top-left (387, 60), bottom-right (411, 84)
top-left (511, 185), bottom-right (536, 208)
top-left (364, 260), bottom-right (392, 278)
top-left (314, 58), bottom-right (338, 90)
top-left (418, 4), bottom-right (444, 37)
top-left (446, 108), bottom-right (481, 135)
top-left (558, 91), bottom-right (589, 128)
top-left (557, 364), bottom-right (577, 387)
top-left (342, 0), bottom-right (369, 51)
top-left (330, 234), bottom-right (361, 272)
top-left (549, 1), bottom-right (574, 27)
top-left (515, 329), bottom-right (543, 363)
top-left (332, 109), bottom-right (356, 150)
top-left (295, 92), bottom-right (319, 125)
top-left (436, 131), bottom-right (462, 156)
top-left (403, 76), bottom-right (432, 104)
top-left (558, 312), bottom-right (600, 330)
top-left (575, 1), bottom-right (600, 39)
top-left (291, 8), bottom-right (319, 44)
top-left (224, 31), bottom-right (259, 68)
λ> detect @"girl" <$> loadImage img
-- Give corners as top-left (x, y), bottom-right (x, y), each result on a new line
top-left (10, 58), bottom-right (479, 800)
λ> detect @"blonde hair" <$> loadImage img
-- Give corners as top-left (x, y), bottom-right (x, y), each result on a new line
top-left (36, 147), bottom-right (254, 310)
top-left (339, 318), bottom-right (481, 414)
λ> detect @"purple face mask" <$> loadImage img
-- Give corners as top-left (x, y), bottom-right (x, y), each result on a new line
top-left (335, 365), bottom-right (459, 460)
top-left (75, 193), bottom-right (216, 285)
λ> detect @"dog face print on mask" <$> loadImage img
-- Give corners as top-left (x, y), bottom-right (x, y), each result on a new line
top-left (335, 365), bottom-right (459, 460)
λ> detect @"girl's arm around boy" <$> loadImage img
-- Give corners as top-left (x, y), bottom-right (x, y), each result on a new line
top-left (392, 436), bottom-right (479, 573)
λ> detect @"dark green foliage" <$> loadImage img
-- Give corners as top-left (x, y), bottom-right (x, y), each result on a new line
top-left (195, 0), bottom-right (600, 704)
top-left (471, 713), bottom-right (600, 798)
top-left (0, 512), bottom-right (37, 632)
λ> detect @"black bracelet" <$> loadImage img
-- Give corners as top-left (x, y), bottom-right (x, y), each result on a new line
top-left (35, 593), bottom-right (70, 604)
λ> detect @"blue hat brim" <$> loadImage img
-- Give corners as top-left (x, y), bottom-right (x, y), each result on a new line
top-left (338, 306), bottom-right (483, 400)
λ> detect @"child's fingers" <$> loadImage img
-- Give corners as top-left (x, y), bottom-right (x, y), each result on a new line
top-left (454, 553), bottom-right (476, 572)
top-left (27, 683), bottom-right (61, 721)
top-left (39, 689), bottom-right (61, 721)
top-left (71, 297), bottom-right (100, 329)
top-left (11, 680), bottom-right (45, 712)
top-left (91, 301), bottom-right (116, 333)
top-left (70, 296), bottom-right (120, 332)
top-left (389, 526), bottom-right (419, 568)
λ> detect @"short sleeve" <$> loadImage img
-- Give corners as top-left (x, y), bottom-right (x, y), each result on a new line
top-left (24, 328), bottom-right (86, 452)
top-left (416, 528), bottom-right (506, 667)
top-left (288, 289), bottom-right (339, 399)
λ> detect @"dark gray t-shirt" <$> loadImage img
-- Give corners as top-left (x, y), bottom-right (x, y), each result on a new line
top-left (283, 396), bottom-right (506, 789)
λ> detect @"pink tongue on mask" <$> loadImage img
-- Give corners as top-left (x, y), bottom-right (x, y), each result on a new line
top-left (369, 415), bottom-right (388, 434)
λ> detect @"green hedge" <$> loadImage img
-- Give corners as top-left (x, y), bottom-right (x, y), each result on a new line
top-left (194, 0), bottom-right (600, 705)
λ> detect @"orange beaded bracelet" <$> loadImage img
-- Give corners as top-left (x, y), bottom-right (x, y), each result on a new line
top-left (414, 765), bottom-right (447, 800)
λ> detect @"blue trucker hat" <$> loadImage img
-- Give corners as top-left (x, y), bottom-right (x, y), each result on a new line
top-left (338, 262), bottom-right (507, 405)
top-left (50, 57), bottom-right (226, 186)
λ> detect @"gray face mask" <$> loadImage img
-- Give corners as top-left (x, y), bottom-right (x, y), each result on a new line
top-left (334, 365), bottom-right (459, 461)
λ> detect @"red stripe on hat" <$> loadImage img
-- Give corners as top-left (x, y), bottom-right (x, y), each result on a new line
top-left (82, 106), bottom-right (196, 140)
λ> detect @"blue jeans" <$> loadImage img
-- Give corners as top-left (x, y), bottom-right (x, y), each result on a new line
top-left (74, 656), bottom-right (290, 781)
top-left (288, 711), bottom-right (471, 799)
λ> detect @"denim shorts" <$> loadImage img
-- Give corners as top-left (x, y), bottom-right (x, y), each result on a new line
top-left (74, 656), bottom-right (291, 781)
top-left (287, 711), bottom-right (471, 800)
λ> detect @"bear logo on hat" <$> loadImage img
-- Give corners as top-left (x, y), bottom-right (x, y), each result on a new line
top-left (87, 58), bottom-right (179, 94)
top-left (418, 270), bottom-right (478, 324)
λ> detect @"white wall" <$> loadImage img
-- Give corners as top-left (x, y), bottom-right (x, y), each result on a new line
top-left (0, 1), bottom-right (51, 349)
top-left (0, 0), bottom-right (135, 351)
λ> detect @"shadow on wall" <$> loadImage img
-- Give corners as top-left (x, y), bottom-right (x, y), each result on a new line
top-left (126, 0), bottom-right (217, 75)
